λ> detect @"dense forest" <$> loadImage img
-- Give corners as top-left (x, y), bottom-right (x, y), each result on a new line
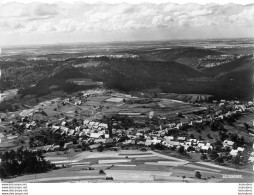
top-left (0, 60), bottom-right (61, 91)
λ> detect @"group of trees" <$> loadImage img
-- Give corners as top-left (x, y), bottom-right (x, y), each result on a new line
top-left (200, 149), bottom-right (226, 165)
top-left (29, 128), bottom-right (64, 148)
top-left (150, 143), bottom-right (167, 150)
top-left (210, 121), bottom-right (225, 132)
top-left (195, 171), bottom-right (202, 179)
top-left (178, 146), bottom-right (186, 155)
top-left (102, 116), bottom-right (135, 130)
top-left (230, 134), bottom-right (245, 148)
top-left (0, 147), bottom-right (55, 179)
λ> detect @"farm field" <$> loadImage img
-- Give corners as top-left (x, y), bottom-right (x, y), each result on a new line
top-left (158, 93), bottom-right (213, 103)
top-left (2, 89), bottom-right (208, 122)
top-left (3, 149), bottom-right (253, 183)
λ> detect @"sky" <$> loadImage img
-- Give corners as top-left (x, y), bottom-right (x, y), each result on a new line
top-left (0, 0), bottom-right (254, 46)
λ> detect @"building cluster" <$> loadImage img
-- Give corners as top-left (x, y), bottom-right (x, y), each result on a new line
top-left (0, 90), bottom-right (254, 165)
top-left (77, 54), bottom-right (138, 59)
top-left (29, 99), bottom-right (253, 160)
top-left (196, 54), bottom-right (252, 69)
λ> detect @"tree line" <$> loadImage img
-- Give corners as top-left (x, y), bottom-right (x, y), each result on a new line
top-left (0, 147), bottom-right (55, 179)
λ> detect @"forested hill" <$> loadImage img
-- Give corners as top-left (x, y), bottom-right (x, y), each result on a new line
top-left (202, 55), bottom-right (254, 77)
top-left (90, 59), bottom-right (205, 91)
top-left (198, 55), bottom-right (254, 100)
top-left (19, 58), bottom-right (206, 95)
top-left (5, 55), bottom-right (253, 100)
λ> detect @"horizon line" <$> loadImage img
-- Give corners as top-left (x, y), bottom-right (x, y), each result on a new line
top-left (1, 36), bottom-right (254, 48)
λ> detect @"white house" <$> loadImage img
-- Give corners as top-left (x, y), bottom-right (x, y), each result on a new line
top-left (248, 101), bottom-right (253, 106)
top-left (90, 133), bottom-right (104, 139)
top-left (176, 123), bottom-right (183, 129)
top-left (149, 111), bottom-right (154, 119)
top-left (224, 112), bottom-right (232, 118)
top-left (237, 147), bottom-right (245, 152)
top-left (195, 119), bottom-right (203, 123)
top-left (168, 123), bottom-right (176, 128)
top-left (75, 126), bottom-right (80, 131)
top-left (25, 124), bottom-right (31, 129)
top-left (189, 139), bottom-right (197, 143)
top-left (98, 123), bottom-right (108, 129)
top-left (145, 139), bottom-right (152, 146)
top-left (83, 120), bottom-right (90, 125)
top-left (89, 121), bottom-right (95, 127)
top-left (223, 140), bottom-right (234, 148)
top-left (230, 149), bottom-right (239, 156)
top-left (248, 152), bottom-right (254, 162)
top-left (166, 140), bottom-right (180, 147)
top-left (177, 137), bottom-right (186, 142)
top-left (61, 121), bottom-right (67, 126)
top-left (164, 136), bottom-right (174, 141)
top-left (236, 105), bottom-right (246, 112)
top-left (68, 129), bottom-right (75, 136)
top-left (198, 143), bottom-right (205, 148)
top-left (201, 145), bottom-right (213, 151)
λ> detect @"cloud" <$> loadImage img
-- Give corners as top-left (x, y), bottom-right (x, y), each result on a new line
top-left (190, 9), bottom-right (213, 16)
top-left (0, 2), bottom-right (253, 35)
top-left (33, 4), bottom-right (58, 17)
top-left (0, 3), bottom-right (59, 20)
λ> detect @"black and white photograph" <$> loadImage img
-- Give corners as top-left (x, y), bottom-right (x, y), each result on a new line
top-left (0, 0), bottom-right (253, 191)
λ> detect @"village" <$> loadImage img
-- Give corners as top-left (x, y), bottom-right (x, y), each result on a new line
top-left (1, 89), bottom-right (254, 159)
top-left (0, 88), bottom-right (254, 182)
